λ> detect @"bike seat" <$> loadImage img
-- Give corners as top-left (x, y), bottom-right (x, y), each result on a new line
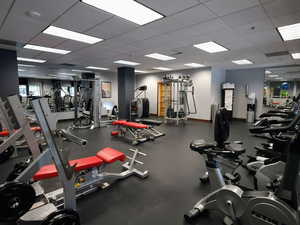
top-left (190, 139), bottom-right (215, 153)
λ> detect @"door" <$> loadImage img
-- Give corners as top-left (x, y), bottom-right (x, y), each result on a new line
top-left (157, 82), bottom-right (172, 117)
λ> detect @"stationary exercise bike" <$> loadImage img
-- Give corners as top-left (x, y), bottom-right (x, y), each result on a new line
top-left (184, 109), bottom-right (300, 225)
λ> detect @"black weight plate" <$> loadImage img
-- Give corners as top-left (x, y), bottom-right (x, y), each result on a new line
top-left (0, 182), bottom-right (36, 222)
top-left (42, 209), bottom-right (80, 225)
top-left (0, 144), bottom-right (15, 164)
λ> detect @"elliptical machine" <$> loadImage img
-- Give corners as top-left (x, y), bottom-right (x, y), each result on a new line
top-left (184, 109), bottom-right (300, 225)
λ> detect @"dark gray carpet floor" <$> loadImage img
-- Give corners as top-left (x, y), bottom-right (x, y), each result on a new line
top-left (0, 119), bottom-right (262, 225)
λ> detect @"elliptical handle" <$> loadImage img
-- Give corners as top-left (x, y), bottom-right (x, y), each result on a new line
top-left (252, 113), bottom-right (300, 134)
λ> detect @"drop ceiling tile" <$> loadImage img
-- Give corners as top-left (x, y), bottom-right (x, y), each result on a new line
top-left (0, 0), bottom-right (13, 27)
top-left (54, 2), bottom-right (113, 33)
top-left (270, 10), bottom-right (300, 27)
top-left (55, 40), bottom-right (89, 52)
top-left (231, 20), bottom-right (274, 36)
top-left (137, 0), bottom-right (200, 16)
top-left (17, 48), bottom-right (40, 58)
top-left (205, 0), bottom-right (259, 17)
top-left (35, 52), bottom-right (63, 61)
top-left (0, 0), bottom-right (77, 43)
top-left (221, 6), bottom-right (269, 28)
top-left (262, 0), bottom-right (300, 18)
top-left (255, 41), bottom-right (287, 53)
top-left (86, 16), bottom-right (138, 40)
top-left (242, 30), bottom-right (282, 45)
top-left (30, 33), bottom-right (65, 47)
top-left (286, 40), bottom-right (300, 52)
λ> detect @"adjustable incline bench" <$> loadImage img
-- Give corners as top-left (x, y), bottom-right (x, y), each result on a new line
top-left (7, 98), bottom-right (149, 225)
top-left (111, 120), bottom-right (154, 145)
top-left (33, 147), bottom-right (148, 205)
top-left (135, 119), bottom-right (165, 139)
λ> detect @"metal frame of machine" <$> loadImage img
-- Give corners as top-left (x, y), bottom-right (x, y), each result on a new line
top-left (162, 74), bottom-right (197, 125)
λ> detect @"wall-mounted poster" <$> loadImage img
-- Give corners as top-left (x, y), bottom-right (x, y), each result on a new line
top-left (101, 81), bottom-right (112, 98)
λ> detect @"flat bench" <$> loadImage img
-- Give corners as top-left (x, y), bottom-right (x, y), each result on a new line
top-left (112, 120), bottom-right (149, 129)
top-left (134, 119), bottom-right (163, 126)
top-left (0, 126), bottom-right (42, 137)
top-left (33, 148), bottom-right (126, 181)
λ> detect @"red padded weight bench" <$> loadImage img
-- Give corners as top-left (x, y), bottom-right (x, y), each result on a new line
top-left (111, 120), bottom-right (153, 145)
top-left (34, 148), bottom-right (126, 181)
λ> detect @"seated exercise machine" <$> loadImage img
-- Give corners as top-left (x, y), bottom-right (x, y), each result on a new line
top-left (191, 108), bottom-right (245, 184)
top-left (130, 85), bottom-right (149, 120)
top-left (0, 98), bottom-right (149, 225)
top-left (184, 111), bottom-right (300, 225)
top-left (111, 120), bottom-right (155, 145)
top-left (245, 113), bottom-right (300, 190)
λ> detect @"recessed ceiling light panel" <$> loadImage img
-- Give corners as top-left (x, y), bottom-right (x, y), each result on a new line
top-left (135, 70), bottom-right (147, 73)
top-left (145, 53), bottom-right (176, 61)
top-left (18, 64), bottom-right (36, 67)
top-left (265, 70), bottom-right (272, 74)
top-left (17, 57), bottom-right (46, 63)
top-left (292, 53), bottom-right (300, 59)
top-left (81, 0), bottom-right (164, 25)
top-left (72, 69), bottom-right (92, 73)
top-left (86, 66), bottom-right (109, 70)
top-left (153, 67), bottom-right (171, 71)
top-left (268, 74), bottom-right (279, 78)
top-left (59, 73), bottom-right (76, 76)
top-left (114, 60), bottom-right (140, 66)
top-left (232, 59), bottom-right (253, 65)
top-left (43, 26), bottom-right (103, 44)
top-left (194, 41), bottom-right (228, 53)
top-left (184, 63), bottom-right (205, 68)
top-left (278, 22), bottom-right (300, 41)
top-left (24, 44), bottom-right (70, 55)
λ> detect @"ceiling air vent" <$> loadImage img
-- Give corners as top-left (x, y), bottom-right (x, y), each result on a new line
top-left (59, 63), bottom-right (76, 67)
top-left (172, 51), bottom-right (183, 56)
top-left (0, 39), bottom-right (16, 47)
top-left (265, 51), bottom-right (290, 57)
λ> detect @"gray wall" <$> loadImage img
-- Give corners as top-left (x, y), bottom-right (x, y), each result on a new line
top-left (211, 68), bottom-right (226, 106)
top-left (226, 68), bottom-right (265, 119)
top-left (136, 68), bottom-right (212, 120)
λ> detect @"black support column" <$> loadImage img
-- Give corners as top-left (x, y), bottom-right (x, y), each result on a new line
top-left (0, 49), bottom-right (18, 97)
top-left (118, 67), bottom-right (135, 120)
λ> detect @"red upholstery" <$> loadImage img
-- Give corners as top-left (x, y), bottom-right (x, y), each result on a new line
top-left (96, 147), bottom-right (126, 163)
top-left (112, 120), bottom-right (148, 129)
top-left (31, 126), bottom-right (42, 132)
top-left (33, 156), bottom-right (104, 181)
top-left (0, 127), bottom-right (41, 137)
top-left (111, 131), bottom-right (119, 136)
top-left (112, 120), bottom-right (127, 125)
top-left (124, 122), bottom-right (148, 129)
top-left (0, 130), bottom-right (9, 137)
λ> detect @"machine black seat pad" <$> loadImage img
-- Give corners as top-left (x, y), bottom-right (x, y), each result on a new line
top-left (135, 119), bottom-right (163, 126)
top-left (190, 139), bottom-right (215, 152)
top-left (224, 143), bottom-right (245, 154)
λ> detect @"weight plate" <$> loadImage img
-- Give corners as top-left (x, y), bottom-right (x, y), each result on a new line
top-left (0, 182), bottom-right (36, 222)
top-left (41, 209), bottom-right (80, 225)
top-left (0, 140), bottom-right (15, 164)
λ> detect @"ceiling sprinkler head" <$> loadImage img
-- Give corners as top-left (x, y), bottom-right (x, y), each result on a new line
top-left (25, 10), bottom-right (41, 19)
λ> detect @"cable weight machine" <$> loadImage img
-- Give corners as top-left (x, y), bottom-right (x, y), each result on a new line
top-left (162, 74), bottom-right (197, 125)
